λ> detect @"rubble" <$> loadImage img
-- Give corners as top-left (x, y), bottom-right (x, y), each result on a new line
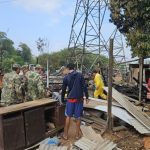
top-left (84, 98), bottom-right (150, 134)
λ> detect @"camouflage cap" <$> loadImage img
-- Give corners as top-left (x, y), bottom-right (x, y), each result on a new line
top-left (12, 64), bottom-right (21, 68)
top-left (21, 65), bottom-right (28, 70)
top-left (35, 64), bottom-right (43, 69)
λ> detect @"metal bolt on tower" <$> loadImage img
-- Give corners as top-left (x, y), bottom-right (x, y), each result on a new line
top-left (68, 0), bottom-right (126, 72)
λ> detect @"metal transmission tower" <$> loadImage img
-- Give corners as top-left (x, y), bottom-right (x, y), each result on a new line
top-left (68, 0), bottom-right (126, 72)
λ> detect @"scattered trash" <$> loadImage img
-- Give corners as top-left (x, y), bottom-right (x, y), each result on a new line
top-left (40, 137), bottom-right (60, 146)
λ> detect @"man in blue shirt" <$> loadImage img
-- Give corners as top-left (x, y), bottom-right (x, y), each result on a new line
top-left (61, 63), bottom-right (89, 140)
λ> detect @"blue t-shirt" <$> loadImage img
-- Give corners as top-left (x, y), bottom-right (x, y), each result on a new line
top-left (61, 71), bottom-right (88, 102)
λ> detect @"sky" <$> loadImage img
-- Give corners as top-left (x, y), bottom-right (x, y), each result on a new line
top-left (0, 0), bottom-right (131, 59)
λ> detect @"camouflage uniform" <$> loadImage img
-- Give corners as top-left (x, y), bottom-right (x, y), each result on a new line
top-left (25, 71), bottom-right (45, 100)
top-left (1, 71), bottom-right (23, 105)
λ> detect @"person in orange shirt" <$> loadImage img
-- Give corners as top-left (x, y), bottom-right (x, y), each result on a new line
top-left (92, 69), bottom-right (107, 100)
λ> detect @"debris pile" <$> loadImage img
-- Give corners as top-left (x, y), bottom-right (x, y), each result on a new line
top-left (84, 88), bottom-right (150, 135)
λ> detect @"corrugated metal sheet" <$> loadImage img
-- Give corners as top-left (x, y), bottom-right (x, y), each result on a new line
top-left (74, 137), bottom-right (97, 150)
top-left (103, 87), bottom-right (150, 134)
top-left (80, 125), bottom-right (103, 142)
top-left (84, 99), bottom-right (150, 134)
top-left (75, 125), bottom-right (117, 150)
top-left (129, 119), bottom-right (150, 134)
top-left (74, 137), bottom-right (117, 150)
top-left (38, 145), bottom-right (68, 150)
top-left (105, 87), bottom-right (150, 130)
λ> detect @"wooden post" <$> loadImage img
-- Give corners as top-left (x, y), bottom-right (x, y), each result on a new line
top-left (46, 59), bottom-right (49, 88)
top-left (107, 39), bottom-right (114, 132)
top-left (139, 57), bottom-right (144, 102)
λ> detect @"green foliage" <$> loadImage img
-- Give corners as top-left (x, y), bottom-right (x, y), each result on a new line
top-left (38, 48), bottom-right (109, 71)
top-left (38, 48), bottom-right (71, 71)
top-left (0, 31), bottom-right (109, 72)
top-left (18, 43), bottom-right (32, 63)
top-left (109, 0), bottom-right (150, 57)
top-left (0, 32), bottom-right (33, 72)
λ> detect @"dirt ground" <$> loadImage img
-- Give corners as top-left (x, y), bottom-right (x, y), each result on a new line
top-left (103, 128), bottom-right (145, 150)
top-left (60, 119), bottom-right (147, 150)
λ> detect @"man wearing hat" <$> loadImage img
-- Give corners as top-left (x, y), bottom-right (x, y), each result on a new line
top-left (35, 64), bottom-right (43, 74)
top-left (35, 64), bottom-right (47, 87)
top-left (22, 65), bottom-right (45, 101)
top-left (1, 64), bottom-right (24, 106)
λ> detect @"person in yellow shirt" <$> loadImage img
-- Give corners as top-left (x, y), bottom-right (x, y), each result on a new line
top-left (92, 69), bottom-right (107, 100)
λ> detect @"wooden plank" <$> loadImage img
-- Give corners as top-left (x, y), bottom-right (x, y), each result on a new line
top-left (0, 99), bottom-right (56, 115)
top-left (105, 88), bottom-right (150, 130)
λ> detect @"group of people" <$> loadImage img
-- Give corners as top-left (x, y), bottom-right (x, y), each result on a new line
top-left (0, 64), bottom-right (46, 106)
top-left (0, 62), bottom-right (106, 140)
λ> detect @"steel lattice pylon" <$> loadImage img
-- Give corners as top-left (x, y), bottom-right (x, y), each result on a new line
top-left (68, 0), bottom-right (126, 72)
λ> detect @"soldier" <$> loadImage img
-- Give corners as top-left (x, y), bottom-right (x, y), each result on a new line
top-left (1, 64), bottom-right (24, 106)
top-left (35, 64), bottom-right (43, 74)
top-left (22, 65), bottom-right (45, 101)
top-left (35, 64), bottom-right (47, 87)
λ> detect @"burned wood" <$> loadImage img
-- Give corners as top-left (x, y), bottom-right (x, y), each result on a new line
top-left (84, 115), bottom-right (107, 126)
top-left (81, 117), bottom-right (94, 124)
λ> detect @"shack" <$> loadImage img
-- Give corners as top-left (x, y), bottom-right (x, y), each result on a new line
top-left (129, 64), bottom-right (150, 84)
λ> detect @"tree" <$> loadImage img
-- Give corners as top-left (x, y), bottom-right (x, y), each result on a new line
top-left (0, 32), bottom-right (15, 70)
top-left (36, 38), bottom-right (47, 54)
top-left (18, 43), bottom-right (32, 63)
top-left (38, 48), bottom-right (109, 72)
top-left (109, 0), bottom-right (150, 57)
top-left (0, 31), bottom-right (35, 72)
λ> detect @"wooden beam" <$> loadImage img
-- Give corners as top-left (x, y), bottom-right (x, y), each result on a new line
top-left (139, 57), bottom-right (144, 102)
top-left (107, 38), bottom-right (114, 132)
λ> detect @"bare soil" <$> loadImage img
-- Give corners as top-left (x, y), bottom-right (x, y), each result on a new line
top-left (60, 119), bottom-right (147, 150)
